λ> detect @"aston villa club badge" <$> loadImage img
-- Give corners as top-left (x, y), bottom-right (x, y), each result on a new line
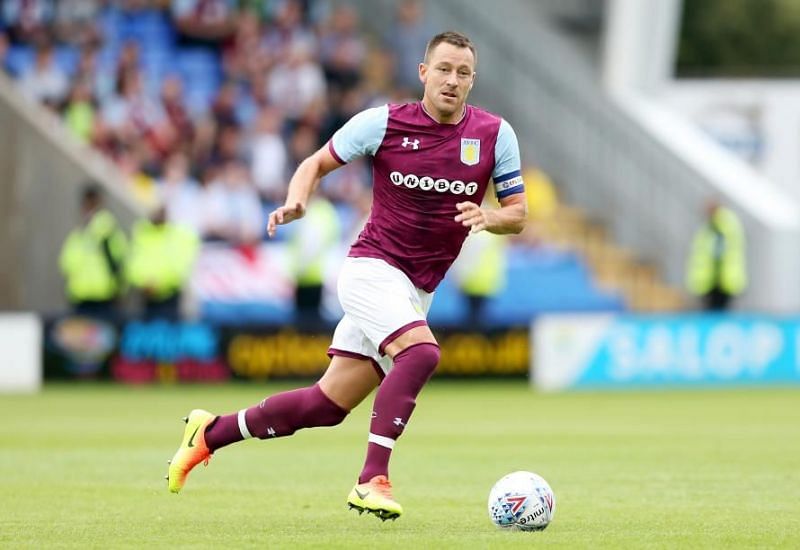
top-left (460, 138), bottom-right (480, 166)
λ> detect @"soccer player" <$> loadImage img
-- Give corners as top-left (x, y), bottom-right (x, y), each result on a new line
top-left (167, 31), bottom-right (527, 521)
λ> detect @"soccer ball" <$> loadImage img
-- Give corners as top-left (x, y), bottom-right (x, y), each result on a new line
top-left (487, 471), bottom-right (556, 531)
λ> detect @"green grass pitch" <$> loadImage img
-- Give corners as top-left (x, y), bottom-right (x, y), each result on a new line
top-left (1, 381), bottom-right (799, 548)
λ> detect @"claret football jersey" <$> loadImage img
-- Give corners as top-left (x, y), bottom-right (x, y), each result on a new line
top-left (328, 101), bottom-right (524, 292)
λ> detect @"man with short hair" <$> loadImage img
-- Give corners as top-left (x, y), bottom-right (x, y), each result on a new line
top-left (167, 31), bottom-right (528, 521)
top-left (59, 184), bottom-right (127, 320)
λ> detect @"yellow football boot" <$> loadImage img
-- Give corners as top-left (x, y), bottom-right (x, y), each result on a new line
top-left (347, 475), bottom-right (403, 521)
top-left (166, 409), bottom-right (215, 493)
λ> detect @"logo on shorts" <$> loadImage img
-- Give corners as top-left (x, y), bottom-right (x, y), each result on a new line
top-left (389, 171), bottom-right (478, 196)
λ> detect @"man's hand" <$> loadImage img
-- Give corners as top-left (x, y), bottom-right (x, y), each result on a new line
top-left (267, 202), bottom-right (306, 238)
top-left (455, 201), bottom-right (489, 233)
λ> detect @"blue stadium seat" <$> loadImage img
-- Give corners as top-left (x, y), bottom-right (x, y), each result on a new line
top-left (97, 7), bottom-right (123, 51)
top-left (428, 246), bottom-right (626, 328)
top-left (120, 9), bottom-right (175, 49)
top-left (176, 48), bottom-right (222, 113)
top-left (140, 49), bottom-right (174, 94)
top-left (5, 46), bottom-right (33, 77)
top-left (483, 248), bottom-right (625, 325)
top-left (54, 46), bottom-right (80, 77)
top-left (427, 277), bottom-right (468, 326)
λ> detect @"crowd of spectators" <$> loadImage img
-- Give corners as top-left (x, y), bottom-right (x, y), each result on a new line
top-left (0, 0), bottom-right (434, 246)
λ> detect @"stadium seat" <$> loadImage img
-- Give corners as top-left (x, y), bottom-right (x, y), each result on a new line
top-left (54, 46), bottom-right (80, 77)
top-left (428, 246), bottom-right (626, 328)
top-left (120, 9), bottom-right (175, 49)
top-left (176, 48), bottom-right (222, 113)
top-left (5, 46), bottom-right (33, 77)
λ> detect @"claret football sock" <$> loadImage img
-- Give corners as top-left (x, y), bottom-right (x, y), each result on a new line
top-left (359, 342), bottom-right (440, 483)
top-left (203, 414), bottom-right (243, 452)
top-left (204, 383), bottom-right (348, 451)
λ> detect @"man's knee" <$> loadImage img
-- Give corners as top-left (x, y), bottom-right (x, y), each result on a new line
top-left (392, 342), bottom-right (441, 385)
top-left (397, 341), bottom-right (440, 369)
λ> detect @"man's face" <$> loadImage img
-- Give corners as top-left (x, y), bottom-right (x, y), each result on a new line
top-left (419, 42), bottom-right (476, 120)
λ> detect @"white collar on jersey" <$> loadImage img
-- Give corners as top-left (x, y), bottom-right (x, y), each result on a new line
top-left (420, 101), bottom-right (467, 125)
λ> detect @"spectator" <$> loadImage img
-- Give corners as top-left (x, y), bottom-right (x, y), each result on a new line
top-left (53, 0), bottom-right (100, 47)
top-left (203, 160), bottom-right (263, 243)
top-left (210, 80), bottom-right (241, 127)
top-left (261, 0), bottom-right (316, 66)
top-left (289, 195), bottom-right (341, 326)
top-left (222, 9), bottom-right (267, 82)
top-left (2, 0), bottom-right (54, 44)
top-left (520, 166), bottom-right (558, 245)
top-left (319, 4), bottom-right (365, 95)
top-left (452, 225), bottom-right (508, 326)
top-left (160, 75), bottom-right (195, 143)
top-left (286, 122), bottom-right (318, 174)
top-left (118, 145), bottom-right (160, 208)
top-left (194, 162), bottom-right (221, 238)
top-left (267, 39), bottom-right (327, 126)
top-left (73, 44), bottom-right (114, 103)
top-left (210, 123), bottom-right (245, 166)
top-left (384, 0), bottom-right (431, 94)
top-left (17, 40), bottom-right (69, 108)
top-left (686, 200), bottom-right (747, 311)
top-left (249, 106), bottom-right (288, 204)
top-left (101, 69), bottom-right (165, 144)
top-left (59, 184), bottom-right (127, 320)
top-left (524, 167), bottom-right (559, 221)
top-left (115, 41), bottom-right (141, 84)
top-left (63, 79), bottom-right (96, 143)
top-left (319, 85), bottom-right (366, 144)
top-left (126, 204), bottom-right (200, 321)
top-left (160, 151), bottom-right (203, 234)
top-left (188, 117), bottom-right (217, 168)
top-left (171, 0), bottom-right (237, 46)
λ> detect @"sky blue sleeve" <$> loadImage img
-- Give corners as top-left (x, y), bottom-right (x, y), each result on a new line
top-left (492, 119), bottom-right (525, 199)
top-left (329, 105), bottom-right (389, 163)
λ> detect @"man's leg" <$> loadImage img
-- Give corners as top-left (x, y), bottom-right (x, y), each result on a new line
top-left (167, 356), bottom-right (379, 493)
top-left (359, 325), bottom-right (440, 483)
top-left (347, 325), bottom-right (440, 520)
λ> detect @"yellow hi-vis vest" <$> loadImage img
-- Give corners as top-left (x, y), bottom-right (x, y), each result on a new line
top-left (289, 198), bottom-right (340, 286)
top-left (126, 220), bottom-right (199, 300)
top-left (59, 210), bottom-right (128, 302)
top-left (459, 231), bottom-right (507, 297)
top-left (686, 207), bottom-right (747, 296)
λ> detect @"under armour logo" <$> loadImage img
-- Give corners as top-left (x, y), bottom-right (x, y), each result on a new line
top-left (393, 417), bottom-right (405, 427)
top-left (267, 427), bottom-right (276, 437)
top-left (401, 137), bottom-right (419, 150)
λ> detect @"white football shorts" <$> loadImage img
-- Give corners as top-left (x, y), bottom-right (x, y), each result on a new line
top-left (328, 257), bottom-right (433, 375)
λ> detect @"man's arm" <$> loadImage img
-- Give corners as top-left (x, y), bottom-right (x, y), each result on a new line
top-left (266, 146), bottom-right (342, 238)
top-left (454, 193), bottom-right (528, 235)
top-left (456, 117), bottom-right (528, 234)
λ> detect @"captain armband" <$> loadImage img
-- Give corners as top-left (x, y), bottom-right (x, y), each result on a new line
top-left (493, 171), bottom-right (525, 199)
